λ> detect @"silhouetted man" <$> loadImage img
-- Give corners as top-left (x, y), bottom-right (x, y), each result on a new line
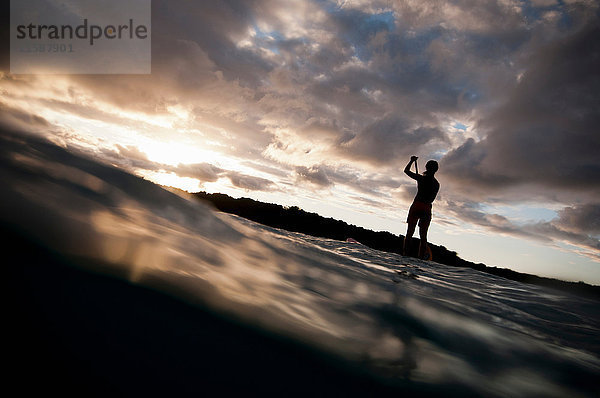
top-left (403, 156), bottom-right (439, 259)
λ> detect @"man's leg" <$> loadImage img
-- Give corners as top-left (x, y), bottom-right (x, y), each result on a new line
top-left (418, 220), bottom-right (430, 259)
top-left (403, 220), bottom-right (417, 256)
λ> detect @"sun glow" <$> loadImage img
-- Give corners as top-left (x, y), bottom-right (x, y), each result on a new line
top-left (138, 139), bottom-right (233, 168)
top-left (137, 170), bottom-right (207, 192)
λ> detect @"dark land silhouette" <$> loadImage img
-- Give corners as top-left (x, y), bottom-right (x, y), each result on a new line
top-left (191, 191), bottom-right (599, 300)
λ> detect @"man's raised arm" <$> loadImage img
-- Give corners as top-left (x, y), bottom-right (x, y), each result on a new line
top-left (404, 156), bottom-right (419, 180)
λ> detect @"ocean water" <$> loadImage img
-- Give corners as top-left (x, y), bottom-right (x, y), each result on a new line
top-left (1, 130), bottom-right (599, 397)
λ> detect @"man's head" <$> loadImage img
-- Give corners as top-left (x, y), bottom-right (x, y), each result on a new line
top-left (424, 160), bottom-right (438, 175)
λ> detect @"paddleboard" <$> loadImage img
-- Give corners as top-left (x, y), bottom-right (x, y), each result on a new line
top-left (423, 245), bottom-right (432, 261)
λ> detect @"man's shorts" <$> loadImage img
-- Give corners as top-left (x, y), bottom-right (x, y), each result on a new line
top-left (407, 201), bottom-right (432, 227)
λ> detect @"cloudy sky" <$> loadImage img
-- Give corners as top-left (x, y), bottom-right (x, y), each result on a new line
top-left (2, 0), bottom-right (599, 283)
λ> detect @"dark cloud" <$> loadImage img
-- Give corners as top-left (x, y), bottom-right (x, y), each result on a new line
top-left (444, 200), bottom-right (600, 255)
top-left (527, 221), bottom-right (600, 255)
top-left (0, 101), bottom-right (50, 130)
top-left (115, 144), bottom-right (150, 162)
top-left (240, 160), bottom-right (291, 178)
top-left (295, 165), bottom-right (333, 187)
top-left (97, 146), bottom-right (161, 172)
top-left (344, 117), bottom-right (449, 164)
top-left (445, 200), bottom-right (537, 240)
top-left (293, 163), bottom-right (405, 199)
top-left (441, 22), bottom-right (600, 202)
top-left (150, 0), bottom-right (272, 88)
top-left (172, 163), bottom-right (225, 182)
top-left (226, 171), bottom-right (275, 191)
top-left (441, 137), bottom-right (514, 190)
top-left (556, 204), bottom-right (600, 235)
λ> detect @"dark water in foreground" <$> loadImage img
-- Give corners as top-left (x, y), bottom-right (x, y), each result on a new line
top-left (2, 130), bottom-right (599, 397)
